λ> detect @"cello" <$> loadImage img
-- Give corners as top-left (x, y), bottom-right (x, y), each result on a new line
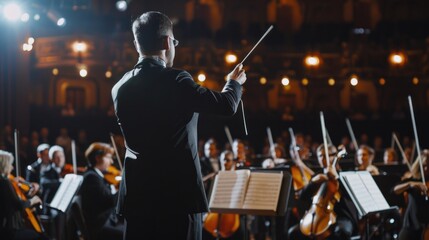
top-left (299, 112), bottom-right (345, 239)
top-left (203, 127), bottom-right (240, 239)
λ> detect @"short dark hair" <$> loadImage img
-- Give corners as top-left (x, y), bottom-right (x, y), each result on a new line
top-left (132, 11), bottom-right (173, 52)
top-left (85, 142), bottom-right (114, 167)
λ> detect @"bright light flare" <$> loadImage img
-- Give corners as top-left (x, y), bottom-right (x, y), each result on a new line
top-left (328, 78), bottom-right (335, 86)
top-left (350, 75), bottom-right (358, 86)
top-left (304, 55), bottom-right (320, 67)
top-left (116, 0), bottom-right (128, 11)
top-left (389, 52), bottom-right (405, 66)
top-left (259, 77), bottom-right (267, 85)
top-left (57, 17), bottom-right (66, 27)
top-left (3, 3), bottom-right (22, 21)
top-left (20, 12), bottom-right (29, 22)
top-left (197, 73), bottom-right (206, 82)
top-left (72, 41), bottom-right (87, 53)
top-left (22, 43), bottom-right (32, 51)
top-left (79, 69), bottom-right (88, 77)
top-left (105, 70), bottom-right (112, 78)
top-left (281, 77), bottom-right (290, 86)
top-left (225, 53), bottom-right (237, 64)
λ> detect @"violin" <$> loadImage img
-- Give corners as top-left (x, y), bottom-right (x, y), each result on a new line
top-left (203, 213), bottom-right (240, 238)
top-left (60, 163), bottom-right (87, 177)
top-left (104, 165), bottom-right (122, 188)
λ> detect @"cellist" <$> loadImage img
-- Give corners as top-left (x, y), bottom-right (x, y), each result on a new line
top-left (0, 150), bottom-right (48, 240)
top-left (288, 144), bottom-right (359, 240)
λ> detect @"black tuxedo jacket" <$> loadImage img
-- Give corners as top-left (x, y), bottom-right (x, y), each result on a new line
top-left (111, 58), bottom-right (242, 216)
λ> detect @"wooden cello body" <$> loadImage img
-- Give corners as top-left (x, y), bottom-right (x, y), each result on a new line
top-left (203, 213), bottom-right (240, 238)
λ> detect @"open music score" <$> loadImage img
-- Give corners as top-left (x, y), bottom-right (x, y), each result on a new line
top-left (49, 174), bottom-right (83, 212)
top-left (209, 170), bottom-right (287, 216)
top-left (339, 171), bottom-right (394, 218)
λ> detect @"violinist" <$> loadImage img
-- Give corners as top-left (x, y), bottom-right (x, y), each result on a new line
top-left (357, 145), bottom-right (380, 175)
top-left (393, 149), bottom-right (429, 240)
top-left (288, 144), bottom-right (359, 240)
top-left (383, 148), bottom-right (399, 165)
top-left (80, 142), bottom-right (124, 240)
top-left (233, 139), bottom-right (251, 169)
top-left (0, 150), bottom-right (47, 240)
top-left (39, 145), bottom-right (65, 205)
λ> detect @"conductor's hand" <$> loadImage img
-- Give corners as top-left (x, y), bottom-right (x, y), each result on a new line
top-left (227, 64), bottom-right (246, 85)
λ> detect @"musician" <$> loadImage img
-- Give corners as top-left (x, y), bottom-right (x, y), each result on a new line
top-left (39, 145), bottom-right (65, 205)
top-left (200, 138), bottom-right (220, 196)
top-left (219, 150), bottom-right (235, 171)
top-left (80, 142), bottom-right (124, 240)
top-left (26, 144), bottom-right (50, 184)
top-left (357, 145), bottom-right (380, 175)
top-left (394, 149), bottom-right (429, 240)
top-left (383, 148), bottom-right (399, 165)
top-left (288, 144), bottom-right (359, 240)
top-left (111, 11), bottom-right (245, 240)
top-left (0, 150), bottom-right (47, 240)
top-left (233, 139), bottom-right (251, 168)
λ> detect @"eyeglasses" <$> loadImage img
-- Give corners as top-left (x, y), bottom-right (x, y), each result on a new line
top-left (169, 36), bottom-right (179, 47)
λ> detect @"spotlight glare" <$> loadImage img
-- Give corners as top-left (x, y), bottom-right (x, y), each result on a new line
top-left (52, 68), bottom-right (59, 76)
top-left (21, 12), bottom-right (30, 22)
top-left (379, 78), bottom-right (386, 86)
top-left (116, 1), bottom-right (128, 11)
top-left (304, 55), bottom-right (320, 67)
top-left (27, 37), bottom-right (35, 44)
top-left (328, 78), bottom-right (335, 86)
top-left (301, 78), bottom-right (309, 86)
top-left (57, 17), bottom-right (66, 27)
top-left (350, 75), bottom-right (358, 86)
top-left (4, 3), bottom-right (22, 21)
top-left (259, 77), bottom-right (267, 85)
top-left (72, 41), bottom-right (87, 53)
top-left (34, 14), bottom-right (40, 21)
top-left (412, 77), bottom-right (419, 85)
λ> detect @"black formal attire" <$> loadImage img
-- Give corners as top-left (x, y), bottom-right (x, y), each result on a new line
top-left (80, 168), bottom-right (123, 240)
top-left (398, 178), bottom-right (429, 240)
top-left (199, 156), bottom-right (220, 197)
top-left (39, 165), bottom-right (61, 204)
top-left (0, 175), bottom-right (48, 240)
top-left (288, 175), bottom-right (359, 240)
top-left (111, 57), bottom-right (242, 239)
top-left (25, 159), bottom-right (44, 184)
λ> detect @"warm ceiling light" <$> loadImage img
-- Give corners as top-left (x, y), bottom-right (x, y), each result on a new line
top-left (301, 78), bottom-right (309, 86)
top-left (389, 52), bottom-right (405, 66)
top-left (412, 77), bottom-right (419, 85)
top-left (52, 68), bottom-right (59, 76)
top-left (197, 73), bottom-right (206, 82)
top-left (79, 68), bottom-right (88, 77)
top-left (304, 55), bottom-right (320, 67)
top-left (225, 53), bottom-right (237, 64)
top-left (350, 75), bottom-right (358, 86)
top-left (72, 41), bottom-right (87, 53)
top-left (328, 78), bottom-right (335, 86)
top-left (259, 77), bottom-right (267, 85)
top-left (281, 77), bottom-right (290, 86)
top-left (379, 78), bottom-right (386, 86)
top-left (105, 70), bottom-right (112, 78)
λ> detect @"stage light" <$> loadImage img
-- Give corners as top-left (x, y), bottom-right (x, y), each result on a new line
top-left (379, 78), bottom-right (386, 86)
top-left (52, 68), bottom-right (59, 76)
top-left (197, 73), bottom-right (206, 82)
top-left (350, 75), bottom-right (358, 86)
top-left (304, 55), bottom-right (320, 67)
top-left (27, 37), bottom-right (34, 44)
top-left (79, 68), bottom-right (88, 77)
top-left (225, 53), bottom-right (237, 64)
top-left (328, 78), bottom-right (335, 86)
top-left (389, 52), bottom-right (405, 66)
top-left (301, 78), bottom-right (309, 86)
top-left (22, 43), bottom-right (32, 51)
top-left (412, 77), bottom-right (419, 85)
top-left (105, 70), bottom-right (112, 78)
top-left (20, 12), bottom-right (29, 22)
top-left (47, 10), bottom-right (66, 27)
top-left (72, 41), bottom-right (87, 53)
top-left (34, 14), bottom-right (40, 21)
top-left (281, 77), bottom-right (290, 86)
top-left (116, 0), bottom-right (128, 11)
top-left (259, 77), bottom-right (267, 85)
top-left (3, 3), bottom-right (22, 21)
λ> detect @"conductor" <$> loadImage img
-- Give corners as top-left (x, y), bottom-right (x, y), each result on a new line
top-left (111, 11), bottom-right (246, 240)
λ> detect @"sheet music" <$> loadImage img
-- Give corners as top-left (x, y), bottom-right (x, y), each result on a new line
top-left (358, 171), bottom-right (390, 210)
top-left (49, 174), bottom-right (83, 212)
top-left (243, 172), bottom-right (283, 211)
top-left (341, 171), bottom-right (390, 215)
top-left (209, 170), bottom-right (250, 209)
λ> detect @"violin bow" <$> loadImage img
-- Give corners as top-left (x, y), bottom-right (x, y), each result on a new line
top-left (407, 96), bottom-right (426, 190)
top-left (14, 129), bottom-right (21, 178)
top-left (345, 118), bottom-right (361, 165)
top-left (266, 127), bottom-right (276, 160)
top-left (224, 126), bottom-right (234, 150)
top-left (392, 132), bottom-right (412, 171)
top-left (110, 133), bottom-right (123, 172)
top-left (71, 140), bottom-right (77, 175)
top-left (289, 127), bottom-right (313, 181)
top-left (320, 112), bottom-right (330, 170)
